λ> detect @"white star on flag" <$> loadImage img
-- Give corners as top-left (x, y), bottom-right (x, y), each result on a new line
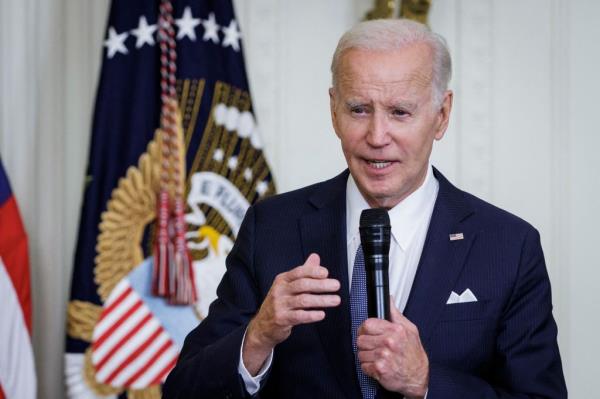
top-left (131, 16), bottom-right (157, 48)
top-left (202, 13), bottom-right (220, 44)
top-left (243, 168), bottom-right (253, 181)
top-left (227, 156), bottom-right (238, 170)
top-left (256, 180), bottom-right (269, 196)
top-left (213, 148), bottom-right (224, 162)
top-left (222, 20), bottom-right (241, 51)
top-left (176, 6), bottom-right (201, 41)
top-left (104, 27), bottom-right (129, 58)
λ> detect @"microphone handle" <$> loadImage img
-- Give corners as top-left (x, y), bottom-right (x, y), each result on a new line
top-left (367, 268), bottom-right (390, 320)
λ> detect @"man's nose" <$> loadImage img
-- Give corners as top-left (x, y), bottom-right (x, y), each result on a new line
top-left (366, 111), bottom-right (391, 147)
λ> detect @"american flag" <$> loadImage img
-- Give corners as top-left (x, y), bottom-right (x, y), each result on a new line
top-left (91, 279), bottom-right (178, 389)
top-left (0, 158), bottom-right (36, 399)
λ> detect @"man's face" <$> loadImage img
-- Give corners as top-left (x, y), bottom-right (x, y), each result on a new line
top-left (330, 44), bottom-right (452, 208)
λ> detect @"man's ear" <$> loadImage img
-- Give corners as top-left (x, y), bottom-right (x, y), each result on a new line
top-left (329, 87), bottom-right (340, 138)
top-left (434, 90), bottom-right (453, 141)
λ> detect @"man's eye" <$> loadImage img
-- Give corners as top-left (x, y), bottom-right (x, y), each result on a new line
top-left (350, 106), bottom-right (367, 115)
top-left (392, 109), bottom-right (409, 117)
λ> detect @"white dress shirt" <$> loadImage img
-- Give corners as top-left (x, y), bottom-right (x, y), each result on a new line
top-left (346, 165), bottom-right (438, 312)
top-left (239, 165), bottom-right (439, 395)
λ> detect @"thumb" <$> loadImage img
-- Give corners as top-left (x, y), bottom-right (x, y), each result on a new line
top-left (305, 253), bottom-right (321, 267)
top-left (389, 295), bottom-right (405, 324)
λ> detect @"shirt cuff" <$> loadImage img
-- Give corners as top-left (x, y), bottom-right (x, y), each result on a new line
top-left (237, 328), bottom-right (273, 395)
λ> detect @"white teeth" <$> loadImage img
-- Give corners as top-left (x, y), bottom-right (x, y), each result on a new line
top-left (368, 160), bottom-right (391, 169)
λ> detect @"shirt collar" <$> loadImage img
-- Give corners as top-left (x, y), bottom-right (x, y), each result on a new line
top-left (346, 164), bottom-right (439, 251)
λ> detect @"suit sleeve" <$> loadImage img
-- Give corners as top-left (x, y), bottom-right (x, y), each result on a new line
top-left (426, 228), bottom-right (567, 399)
top-left (163, 206), bottom-right (263, 399)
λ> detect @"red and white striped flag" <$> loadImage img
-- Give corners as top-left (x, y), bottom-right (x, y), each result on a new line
top-left (0, 159), bottom-right (36, 399)
top-left (91, 279), bottom-right (178, 389)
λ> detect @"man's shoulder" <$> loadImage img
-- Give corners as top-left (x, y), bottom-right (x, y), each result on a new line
top-left (465, 191), bottom-right (533, 228)
top-left (456, 187), bottom-right (539, 239)
top-left (251, 170), bottom-right (348, 220)
top-left (435, 168), bottom-right (537, 235)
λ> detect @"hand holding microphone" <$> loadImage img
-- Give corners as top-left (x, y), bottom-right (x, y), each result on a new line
top-left (357, 208), bottom-right (429, 398)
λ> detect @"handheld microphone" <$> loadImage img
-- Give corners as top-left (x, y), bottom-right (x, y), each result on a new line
top-left (359, 208), bottom-right (391, 320)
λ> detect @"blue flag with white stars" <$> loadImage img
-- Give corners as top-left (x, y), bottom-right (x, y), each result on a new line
top-left (65, 1), bottom-right (275, 397)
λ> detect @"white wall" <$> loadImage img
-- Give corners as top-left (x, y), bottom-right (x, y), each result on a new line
top-left (565, 1), bottom-right (600, 392)
top-left (0, 0), bottom-right (597, 397)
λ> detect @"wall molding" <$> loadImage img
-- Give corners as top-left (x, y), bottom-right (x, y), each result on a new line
top-left (234, 0), bottom-right (284, 184)
top-left (455, 0), bottom-right (494, 199)
top-left (549, 0), bottom-right (571, 371)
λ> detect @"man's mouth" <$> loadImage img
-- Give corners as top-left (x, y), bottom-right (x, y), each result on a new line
top-left (366, 159), bottom-right (393, 169)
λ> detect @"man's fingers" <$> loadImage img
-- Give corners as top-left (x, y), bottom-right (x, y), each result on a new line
top-left (289, 294), bottom-right (340, 309)
top-left (287, 309), bottom-right (326, 325)
top-left (357, 353), bottom-right (383, 381)
top-left (356, 333), bottom-right (381, 351)
top-left (388, 297), bottom-right (420, 338)
top-left (288, 277), bottom-right (340, 294)
top-left (360, 360), bottom-right (382, 381)
top-left (285, 260), bottom-right (329, 282)
top-left (358, 317), bottom-right (392, 336)
top-left (389, 296), bottom-right (409, 325)
top-left (357, 348), bottom-right (386, 364)
top-left (305, 253), bottom-right (320, 266)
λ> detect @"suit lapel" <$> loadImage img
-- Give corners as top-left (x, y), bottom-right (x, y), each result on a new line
top-left (299, 170), bottom-right (361, 399)
top-left (403, 169), bottom-right (478, 345)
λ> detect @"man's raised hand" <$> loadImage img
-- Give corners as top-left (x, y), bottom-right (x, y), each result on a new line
top-left (242, 253), bottom-right (341, 375)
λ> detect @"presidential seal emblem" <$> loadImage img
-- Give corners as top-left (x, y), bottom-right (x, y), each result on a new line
top-left (66, 76), bottom-right (274, 397)
top-left (65, 2), bottom-right (275, 396)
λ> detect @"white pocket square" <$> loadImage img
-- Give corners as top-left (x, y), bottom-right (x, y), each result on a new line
top-left (446, 288), bottom-right (478, 304)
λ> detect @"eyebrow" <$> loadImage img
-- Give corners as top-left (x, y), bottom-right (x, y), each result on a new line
top-left (389, 102), bottom-right (417, 112)
top-left (345, 100), bottom-right (370, 108)
top-left (344, 100), bottom-right (418, 112)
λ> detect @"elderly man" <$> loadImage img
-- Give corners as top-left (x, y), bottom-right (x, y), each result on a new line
top-left (163, 19), bottom-right (567, 399)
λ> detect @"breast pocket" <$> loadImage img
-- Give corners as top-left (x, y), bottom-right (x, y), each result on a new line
top-left (439, 300), bottom-right (491, 321)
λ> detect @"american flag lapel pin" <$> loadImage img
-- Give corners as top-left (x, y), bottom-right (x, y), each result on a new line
top-left (449, 233), bottom-right (464, 241)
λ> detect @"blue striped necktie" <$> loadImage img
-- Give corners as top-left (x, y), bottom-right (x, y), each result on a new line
top-left (350, 245), bottom-right (378, 399)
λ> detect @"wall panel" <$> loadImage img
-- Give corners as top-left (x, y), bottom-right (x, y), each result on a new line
top-left (566, 0), bottom-right (600, 394)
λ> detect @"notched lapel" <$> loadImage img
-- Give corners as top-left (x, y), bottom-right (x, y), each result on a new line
top-left (298, 172), bottom-right (361, 399)
top-left (404, 169), bottom-right (478, 345)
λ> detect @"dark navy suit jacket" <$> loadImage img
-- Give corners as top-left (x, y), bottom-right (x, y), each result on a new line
top-left (163, 168), bottom-right (567, 398)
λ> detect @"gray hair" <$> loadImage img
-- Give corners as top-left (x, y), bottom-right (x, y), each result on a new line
top-left (331, 19), bottom-right (452, 107)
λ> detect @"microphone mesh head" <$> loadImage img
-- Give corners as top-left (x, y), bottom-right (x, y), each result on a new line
top-left (360, 208), bottom-right (390, 228)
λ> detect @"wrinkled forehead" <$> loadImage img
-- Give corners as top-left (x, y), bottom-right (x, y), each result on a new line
top-left (335, 45), bottom-right (434, 94)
